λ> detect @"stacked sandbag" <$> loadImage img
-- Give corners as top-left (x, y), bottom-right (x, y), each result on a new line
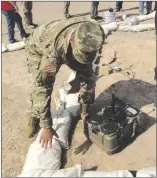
top-left (18, 165), bottom-right (81, 177)
top-left (118, 24), bottom-right (155, 32)
top-left (122, 16), bottom-right (139, 26)
top-left (101, 22), bottom-right (118, 32)
top-left (2, 41), bottom-right (26, 53)
top-left (18, 110), bottom-right (73, 177)
top-left (58, 71), bottom-right (80, 117)
top-left (137, 11), bottom-right (155, 22)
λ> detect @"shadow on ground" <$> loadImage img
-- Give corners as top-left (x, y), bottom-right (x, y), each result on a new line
top-left (66, 79), bottom-right (156, 159)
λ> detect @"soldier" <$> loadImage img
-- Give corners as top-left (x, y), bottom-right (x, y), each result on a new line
top-left (91, 1), bottom-right (101, 20)
top-left (21, 1), bottom-right (38, 30)
top-left (25, 17), bottom-right (105, 149)
top-left (63, 1), bottom-right (71, 19)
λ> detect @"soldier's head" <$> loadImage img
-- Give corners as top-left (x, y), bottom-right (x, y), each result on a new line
top-left (70, 21), bottom-right (105, 64)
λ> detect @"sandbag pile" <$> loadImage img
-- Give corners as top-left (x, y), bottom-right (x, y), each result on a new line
top-left (101, 11), bottom-right (156, 34)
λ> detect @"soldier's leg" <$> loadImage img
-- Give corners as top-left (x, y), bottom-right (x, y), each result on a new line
top-left (120, 1), bottom-right (123, 10)
top-left (146, 1), bottom-right (152, 14)
top-left (27, 1), bottom-right (33, 24)
top-left (2, 10), bottom-right (16, 43)
top-left (91, 2), bottom-right (96, 18)
top-left (78, 75), bottom-right (96, 120)
top-left (95, 1), bottom-right (99, 17)
top-left (79, 76), bottom-right (96, 140)
top-left (21, 1), bottom-right (35, 30)
top-left (116, 2), bottom-right (120, 11)
top-left (63, 1), bottom-right (71, 18)
top-left (27, 2), bottom-right (38, 28)
top-left (139, 1), bottom-right (145, 15)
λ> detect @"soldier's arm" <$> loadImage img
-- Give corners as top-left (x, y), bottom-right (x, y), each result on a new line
top-left (78, 65), bottom-right (96, 117)
top-left (38, 55), bottom-right (61, 128)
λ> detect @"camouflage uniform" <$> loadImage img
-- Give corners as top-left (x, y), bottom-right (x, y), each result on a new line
top-left (91, 1), bottom-right (99, 19)
top-left (21, 1), bottom-right (37, 29)
top-left (25, 17), bottom-right (104, 137)
top-left (63, 1), bottom-right (71, 18)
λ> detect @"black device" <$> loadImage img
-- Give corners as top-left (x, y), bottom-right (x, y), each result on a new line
top-left (88, 85), bottom-right (143, 155)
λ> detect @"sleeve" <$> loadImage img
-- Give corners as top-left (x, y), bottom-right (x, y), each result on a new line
top-left (77, 65), bottom-right (96, 106)
top-left (33, 54), bottom-right (61, 128)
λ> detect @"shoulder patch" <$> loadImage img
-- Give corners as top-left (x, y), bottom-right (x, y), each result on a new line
top-left (44, 65), bottom-right (56, 75)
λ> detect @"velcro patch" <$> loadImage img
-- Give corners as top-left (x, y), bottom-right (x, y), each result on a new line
top-left (44, 65), bottom-right (56, 75)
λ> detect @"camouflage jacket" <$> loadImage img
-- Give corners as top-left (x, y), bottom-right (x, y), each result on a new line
top-left (25, 17), bottom-right (99, 128)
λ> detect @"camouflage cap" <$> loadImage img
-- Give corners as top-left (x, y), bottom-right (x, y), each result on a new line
top-left (72, 21), bottom-right (104, 64)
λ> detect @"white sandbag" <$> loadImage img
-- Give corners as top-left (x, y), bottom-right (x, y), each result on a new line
top-left (52, 110), bottom-right (71, 149)
top-left (6, 41), bottom-right (26, 51)
top-left (57, 71), bottom-right (80, 117)
top-left (136, 167), bottom-right (156, 177)
top-left (2, 43), bottom-right (8, 53)
top-left (21, 138), bottom-right (61, 173)
top-left (123, 16), bottom-right (139, 26)
top-left (101, 22), bottom-right (118, 32)
top-left (131, 24), bottom-right (155, 32)
top-left (66, 94), bottom-right (80, 117)
top-left (104, 11), bottom-right (116, 24)
top-left (136, 11), bottom-right (155, 22)
top-left (18, 165), bottom-right (81, 177)
top-left (59, 87), bottom-right (80, 117)
top-left (39, 110), bottom-right (71, 149)
top-left (118, 25), bottom-right (130, 32)
top-left (65, 93), bottom-right (80, 110)
top-left (67, 71), bottom-right (76, 83)
top-left (118, 24), bottom-right (155, 32)
top-left (81, 170), bottom-right (133, 177)
top-left (102, 27), bottom-right (110, 37)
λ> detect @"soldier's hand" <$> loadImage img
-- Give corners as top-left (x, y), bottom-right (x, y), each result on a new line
top-left (39, 128), bottom-right (59, 149)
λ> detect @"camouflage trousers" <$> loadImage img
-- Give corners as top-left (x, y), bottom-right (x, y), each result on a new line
top-left (21, 1), bottom-right (33, 27)
top-left (91, 1), bottom-right (99, 18)
top-left (63, 1), bottom-right (70, 17)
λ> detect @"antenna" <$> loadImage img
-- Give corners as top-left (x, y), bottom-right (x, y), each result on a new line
top-left (111, 84), bottom-right (115, 115)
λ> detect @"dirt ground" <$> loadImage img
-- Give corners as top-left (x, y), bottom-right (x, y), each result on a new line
top-left (2, 2), bottom-right (156, 177)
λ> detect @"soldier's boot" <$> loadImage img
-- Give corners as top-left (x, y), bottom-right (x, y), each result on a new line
top-left (31, 23), bottom-right (38, 28)
top-left (26, 117), bottom-right (40, 138)
top-left (28, 14), bottom-right (38, 28)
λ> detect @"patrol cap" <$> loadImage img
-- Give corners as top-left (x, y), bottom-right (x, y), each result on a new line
top-left (72, 21), bottom-right (104, 64)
